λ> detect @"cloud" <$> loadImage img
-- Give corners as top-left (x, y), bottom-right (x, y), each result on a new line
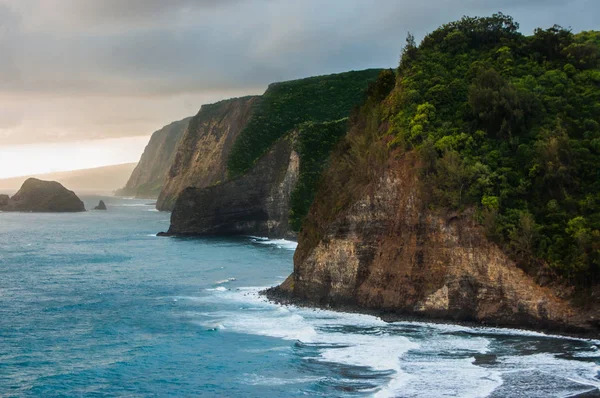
top-left (0, 0), bottom-right (596, 145)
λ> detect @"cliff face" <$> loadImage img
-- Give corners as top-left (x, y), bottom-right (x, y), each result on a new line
top-left (162, 135), bottom-right (299, 238)
top-left (0, 178), bottom-right (85, 212)
top-left (157, 97), bottom-right (259, 210)
top-left (279, 154), bottom-right (599, 335)
top-left (117, 118), bottom-right (191, 198)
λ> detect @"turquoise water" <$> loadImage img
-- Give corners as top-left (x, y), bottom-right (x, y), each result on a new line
top-left (1, 196), bottom-right (599, 397)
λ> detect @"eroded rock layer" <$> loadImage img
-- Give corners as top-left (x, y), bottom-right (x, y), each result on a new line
top-left (279, 154), bottom-right (599, 335)
top-left (157, 97), bottom-right (259, 210)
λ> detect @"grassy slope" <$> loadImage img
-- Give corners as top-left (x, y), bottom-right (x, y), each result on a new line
top-left (227, 69), bottom-right (382, 178)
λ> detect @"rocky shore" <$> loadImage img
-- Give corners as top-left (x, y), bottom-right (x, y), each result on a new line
top-left (269, 154), bottom-right (600, 338)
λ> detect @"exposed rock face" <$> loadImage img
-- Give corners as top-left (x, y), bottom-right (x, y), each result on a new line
top-left (162, 135), bottom-right (299, 239)
top-left (94, 200), bottom-right (107, 210)
top-left (157, 96), bottom-right (259, 211)
top-left (117, 118), bottom-right (191, 198)
top-left (0, 178), bottom-right (85, 212)
top-left (276, 154), bottom-right (599, 336)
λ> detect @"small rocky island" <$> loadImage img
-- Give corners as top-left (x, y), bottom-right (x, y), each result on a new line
top-left (0, 178), bottom-right (85, 212)
top-left (94, 200), bottom-right (107, 210)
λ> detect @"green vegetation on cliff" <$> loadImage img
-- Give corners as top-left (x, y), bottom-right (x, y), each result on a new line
top-left (308, 14), bottom-right (599, 282)
top-left (289, 119), bottom-right (349, 231)
top-left (385, 14), bottom-right (600, 280)
top-left (301, 15), bottom-right (600, 285)
top-left (287, 70), bottom-right (397, 231)
top-left (227, 69), bottom-right (381, 177)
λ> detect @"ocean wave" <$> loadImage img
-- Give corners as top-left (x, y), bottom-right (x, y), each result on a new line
top-left (242, 374), bottom-right (325, 386)
top-left (215, 278), bottom-right (236, 285)
top-left (248, 237), bottom-right (298, 250)
top-left (205, 286), bottom-right (228, 292)
top-left (190, 286), bottom-right (600, 397)
top-left (390, 320), bottom-right (600, 344)
top-left (189, 288), bottom-right (416, 395)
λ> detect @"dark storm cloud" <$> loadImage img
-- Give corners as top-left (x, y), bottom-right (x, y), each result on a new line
top-left (0, 0), bottom-right (596, 144)
top-left (1, 0), bottom-right (597, 96)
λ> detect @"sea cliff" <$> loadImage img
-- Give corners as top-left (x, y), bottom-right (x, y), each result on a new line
top-left (267, 16), bottom-right (600, 336)
top-left (269, 154), bottom-right (599, 336)
top-left (162, 134), bottom-right (299, 238)
top-left (117, 117), bottom-right (191, 198)
top-left (160, 70), bottom-right (381, 235)
top-left (157, 97), bottom-right (258, 211)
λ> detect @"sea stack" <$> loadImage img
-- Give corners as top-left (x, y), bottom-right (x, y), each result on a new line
top-left (0, 178), bottom-right (85, 212)
top-left (94, 200), bottom-right (107, 210)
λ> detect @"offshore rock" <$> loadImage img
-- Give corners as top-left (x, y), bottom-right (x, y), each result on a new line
top-left (162, 135), bottom-right (299, 239)
top-left (0, 178), bottom-right (85, 212)
top-left (94, 200), bottom-right (107, 210)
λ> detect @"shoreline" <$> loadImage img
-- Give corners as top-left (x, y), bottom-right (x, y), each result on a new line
top-left (261, 285), bottom-right (600, 342)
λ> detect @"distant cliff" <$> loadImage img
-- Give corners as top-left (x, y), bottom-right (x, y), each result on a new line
top-left (156, 97), bottom-right (259, 211)
top-left (0, 163), bottom-right (137, 195)
top-left (162, 134), bottom-right (298, 238)
top-left (117, 117), bottom-right (191, 199)
top-left (160, 70), bottom-right (381, 236)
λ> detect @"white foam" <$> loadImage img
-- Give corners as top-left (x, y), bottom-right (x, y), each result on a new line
top-left (499, 353), bottom-right (600, 389)
top-left (192, 320), bottom-right (226, 331)
top-left (187, 287), bottom-right (600, 397)
top-left (390, 320), bottom-right (600, 344)
top-left (215, 278), bottom-right (236, 285)
top-left (204, 286), bottom-right (228, 292)
top-left (396, 356), bottom-right (503, 398)
top-left (573, 345), bottom-right (600, 357)
top-left (247, 236), bottom-right (269, 241)
top-left (242, 374), bottom-right (324, 386)
top-left (253, 238), bottom-right (298, 250)
top-left (247, 236), bottom-right (298, 250)
top-left (189, 288), bottom-right (417, 395)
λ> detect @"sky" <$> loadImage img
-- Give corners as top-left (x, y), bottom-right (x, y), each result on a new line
top-left (0, 0), bottom-right (597, 179)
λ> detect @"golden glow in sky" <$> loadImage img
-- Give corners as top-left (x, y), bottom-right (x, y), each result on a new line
top-left (0, 136), bottom-right (148, 179)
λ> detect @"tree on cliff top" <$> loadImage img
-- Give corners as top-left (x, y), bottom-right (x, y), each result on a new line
top-left (308, 14), bottom-right (599, 284)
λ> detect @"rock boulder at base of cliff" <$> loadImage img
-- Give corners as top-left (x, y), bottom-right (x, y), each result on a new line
top-left (94, 200), bottom-right (107, 210)
top-left (0, 178), bottom-right (85, 212)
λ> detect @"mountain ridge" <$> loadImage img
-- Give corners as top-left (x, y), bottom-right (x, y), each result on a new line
top-left (0, 163), bottom-right (137, 195)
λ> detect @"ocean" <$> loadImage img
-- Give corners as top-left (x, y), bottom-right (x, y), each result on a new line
top-left (1, 196), bottom-right (599, 397)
